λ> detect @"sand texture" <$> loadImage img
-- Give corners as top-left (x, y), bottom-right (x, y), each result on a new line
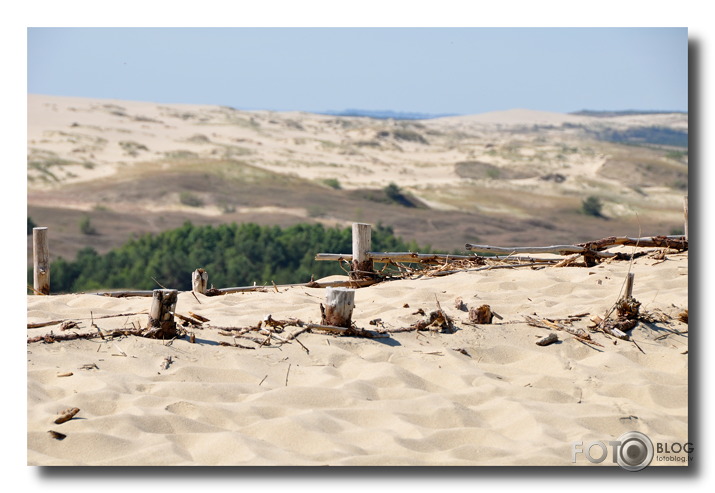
top-left (27, 247), bottom-right (688, 466)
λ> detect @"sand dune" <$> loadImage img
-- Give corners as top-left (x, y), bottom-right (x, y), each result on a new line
top-left (27, 246), bottom-right (688, 466)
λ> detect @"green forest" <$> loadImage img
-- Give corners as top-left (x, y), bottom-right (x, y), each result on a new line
top-left (32, 222), bottom-right (428, 293)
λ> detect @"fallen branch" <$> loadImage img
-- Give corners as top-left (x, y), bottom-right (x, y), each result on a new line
top-left (577, 235), bottom-right (687, 251)
top-left (524, 315), bottom-right (603, 347)
top-left (54, 407), bottom-right (80, 425)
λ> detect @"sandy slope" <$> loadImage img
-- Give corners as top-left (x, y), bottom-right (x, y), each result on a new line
top-left (27, 247), bottom-right (688, 466)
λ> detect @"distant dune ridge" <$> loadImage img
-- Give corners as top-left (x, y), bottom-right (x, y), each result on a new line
top-left (28, 94), bottom-right (687, 262)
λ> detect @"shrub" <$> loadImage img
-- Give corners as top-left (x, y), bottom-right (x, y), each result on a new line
top-left (384, 183), bottom-right (403, 203)
top-left (79, 215), bottom-right (98, 235)
top-left (581, 196), bottom-right (604, 218)
top-left (179, 192), bottom-right (204, 208)
top-left (27, 217), bottom-right (36, 235)
top-left (118, 140), bottom-right (149, 156)
top-left (486, 168), bottom-right (501, 179)
top-left (392, 129), bottom-right (428, 144)
top-left (323, 178), bottom-right (341, 190)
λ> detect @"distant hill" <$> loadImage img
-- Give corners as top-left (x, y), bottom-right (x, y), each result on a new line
top-left (27, 94), bottom-right (688, 265)
top-left (320, 109), bottom-right (459, 120)
top-left (571, 110), bottom-right (688, 117)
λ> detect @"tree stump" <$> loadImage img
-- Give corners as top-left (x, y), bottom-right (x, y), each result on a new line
top-left (320, 287), bottom-right (355, 328)
top-left (33, 227), bottom-right (50, 295)
top-left (192, 268), bottom-right (208, 294)
top-left (350, 223), bottom-right (374, 279)
top-left (145, 289), bottom-right (179, 338)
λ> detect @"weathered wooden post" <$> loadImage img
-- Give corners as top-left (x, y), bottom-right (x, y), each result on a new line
top-left (624, 272), bottom-right (635, 300)
top-left (146, 289), bottom-right (178, 338)
top-left (683, 194), bottom-right (688, 242)
top-left (192, 268), bottom-right (208, 294)
top-left (350, 222), bottom-right (374, 279)
top-left (321, 287), bottom-right (355, 328)
top-left (33, 227), bottom-right (50, 295)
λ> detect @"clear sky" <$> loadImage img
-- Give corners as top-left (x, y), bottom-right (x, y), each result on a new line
top-left (27, 27), bottom-right (687, 115)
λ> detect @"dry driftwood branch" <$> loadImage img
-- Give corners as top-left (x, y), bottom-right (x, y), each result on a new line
top-left (59, 321), bottom-right (80, 331)
top-left (54, 407), bottom-right (80, 424)
top-left (577, 235), bottom-right (687, 251)
top-left (535, 333), bottom-right (559, 346)
top-left (173, 312), bottom-right (204, 326)
top-left (392, 302), bottom-right (454, 334)
top-left (316, 251), bottom-right (481, 264)
top-left (95, 290), bottom-right (154, 297)
top-left (218, 341), bottom-right (256, 349)
top-left (524, 316), bottom-right (603, 347)
top-left (465, 243), bottom-right (617, 259)
top-left (28, 319), bottom-right (66, 329)
top-left (189, 311), bottom-right (210, 322)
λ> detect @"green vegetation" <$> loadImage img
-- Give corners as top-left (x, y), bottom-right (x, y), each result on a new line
top-left (584, 126), bottom-right (688, 148)
top-left (581, 196), bottom-right (604, 218)
top-left (486, 168), bottom-right (501, 179)
top-left (392, 129), bottom-right (428, 144)
top-left (354, 183), bottom-right (426, 209)
top-left (179, 192), bottom-right (204, 207)
top-left (118, 141), bottom-right (149, 156)
top-left (322, 178), bottom-right (342, 190)
top-left (666, 150), bottom-right (688, 162)
top-left (79, 215), bottom-right (98, 235)
top-left (39, 222), bottom-right (426, 293)
top-left (384, 183), bottom-right (403, 203)
top-left (164, 150), bottom-right (199, 160)
top-left (27, 217), bottom-right (36, 235)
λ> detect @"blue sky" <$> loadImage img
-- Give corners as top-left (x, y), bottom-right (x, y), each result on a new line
top-left (27, 27), bottom-right (687, 115)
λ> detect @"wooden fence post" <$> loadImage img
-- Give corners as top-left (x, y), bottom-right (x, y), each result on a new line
top-left (146, 289), bottom-right (178, 338)
top-left (33, 227), bottom-right (50, 295)
top-left (192, 268), bottom-right (208, 294)
top-left (683, 195), bottom-right (688, 241)
top-left (351, 222), bottom-right (374, 279)
top-left (321, 287), bottom-right (355, 328)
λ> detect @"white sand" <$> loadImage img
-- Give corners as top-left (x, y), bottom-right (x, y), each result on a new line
top-left (27, 247), bottom-right (688, 466)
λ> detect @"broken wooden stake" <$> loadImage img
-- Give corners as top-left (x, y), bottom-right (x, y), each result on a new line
top-left (33, 227), bottom-right (50, 295)
top-left (624, 272), bottom-right (635, 300)
top-left (192, 268), bottom-right (208, 294)
top-left (146, 289), bottom-right (179, 338)
top-left (321, 287), bottom-right (355, 328)
top-left (351, 222), bottom-right (374, 279)
top-left (469, 304), bottom-right (493, 324)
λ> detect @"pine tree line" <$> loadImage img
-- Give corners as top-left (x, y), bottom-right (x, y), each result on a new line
top-left (32, 222), bottom-right (426, 293)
